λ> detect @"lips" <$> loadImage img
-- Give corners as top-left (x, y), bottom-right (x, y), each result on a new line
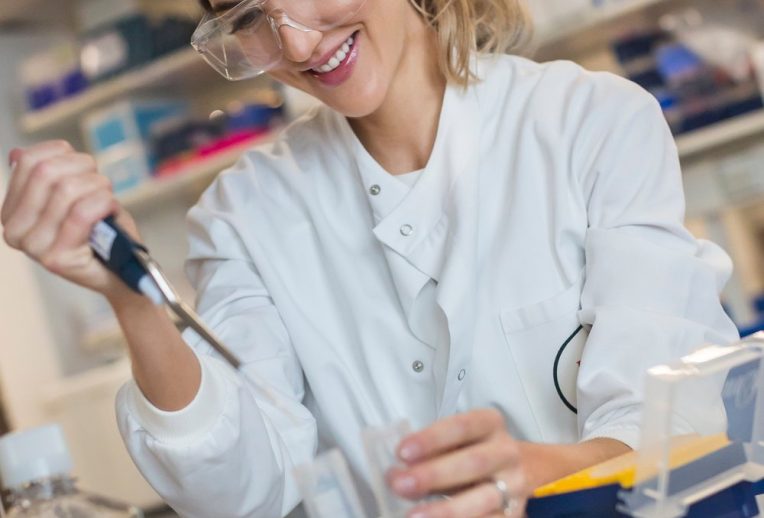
top-left (312, 34), bottom-right (355, 74)
top-left (307, 31), bottom-right (360, 87)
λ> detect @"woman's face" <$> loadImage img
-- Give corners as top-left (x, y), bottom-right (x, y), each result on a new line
top-left (209, 0), bottom-right (426, 118)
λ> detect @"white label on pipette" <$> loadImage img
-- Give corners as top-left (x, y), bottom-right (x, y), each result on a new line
top-left (90, 221), bottom-right (117, 261)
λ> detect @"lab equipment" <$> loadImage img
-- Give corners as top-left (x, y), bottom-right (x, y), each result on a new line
top-left (89, 216), bottom-right (163, 305)
top-left (294, 449), bottom-right (367, 518)
top-left (623, 333), bottom-right (764, 517)
top-left (362, 420), bottom-right (418, 518)
top-left (88, 216), bottom-right (242, 369)
top-left (83, 100), bottom-right (188, 193)
top-left (533, 434), bottom-right (731, 498)
top-left (77, 0), bottom-right (195, 82)
top-left (0, 424), bottom-right (142, 518)
top-left (191, 0), bottom-right (369, 80)
top-left (19, 43), bottom-right (88, 112)
top-left (77, 0), bottom-right (151, 82)
top-left (526, 333), bottom-right (764, 517)
top-left (152, 98), bottom-right (283, 176)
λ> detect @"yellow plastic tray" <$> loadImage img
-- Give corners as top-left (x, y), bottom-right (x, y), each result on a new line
top-left (533, 434), bottom-right (730, 498)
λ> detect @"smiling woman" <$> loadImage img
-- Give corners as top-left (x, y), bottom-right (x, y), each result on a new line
top-left (197, 0), bottom-right (531, 85)
top-left (1, 0), bottom-right (741, 516)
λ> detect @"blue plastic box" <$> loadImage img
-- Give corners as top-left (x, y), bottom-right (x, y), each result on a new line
top-left (83, 100), bottom-right (187, 193)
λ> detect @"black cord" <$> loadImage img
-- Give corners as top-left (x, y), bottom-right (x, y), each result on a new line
top-left (553, 325), bottom-right (584, 414)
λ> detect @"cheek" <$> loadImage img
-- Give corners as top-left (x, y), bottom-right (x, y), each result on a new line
top-left (267, 70), bottom-right (318, 100)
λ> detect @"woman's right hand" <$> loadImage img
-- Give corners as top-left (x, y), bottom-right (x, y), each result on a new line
top-left (3, 140), bottom-right (203, 411)
top-left (1, 140), bottom-right (140, 300)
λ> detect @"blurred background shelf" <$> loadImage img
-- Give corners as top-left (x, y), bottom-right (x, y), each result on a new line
top-left (118, 134), bottom-right (276, 211)
top-left (0, 0), bottom-right (73, 25)
top-left (20, 49), bottom-right (219, 135)
top-left (532, 0), bottom-right (696, 61)
top-left (677, 110), bottom-right (764, 160)
top-left (536, 0), bottom-right (672, 46)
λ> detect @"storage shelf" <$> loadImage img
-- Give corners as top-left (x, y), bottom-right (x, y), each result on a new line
top-left (114, 109), bottom-right (764, 211)
top-left (535, 0), bottom-right (674, 48)
top-left (532, 0), bottom-right (696, 61)
top-left (118, 134), bottom-right (277, 211)
top-left (677, 110), bottom-right (764, 160)
top-left (20, 49), bottom-right (217, 135)
top-left (0, 0), bottom-right (71, 25)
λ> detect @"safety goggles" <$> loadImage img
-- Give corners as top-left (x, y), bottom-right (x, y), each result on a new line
top-left (191, 0), bottom-right (368, 81)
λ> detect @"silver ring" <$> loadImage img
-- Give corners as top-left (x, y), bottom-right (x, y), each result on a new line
top-left (493, 477), bottom-right (519, 516)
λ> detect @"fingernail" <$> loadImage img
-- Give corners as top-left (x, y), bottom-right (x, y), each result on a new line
top-left (9, 161), bottom-right (17, 172)
top-left (399, 443), bottom-right (421, 462)
top-left (393, 475), bottom-right (418, 495)
top-left (409, 512), bottom-right (430, 518)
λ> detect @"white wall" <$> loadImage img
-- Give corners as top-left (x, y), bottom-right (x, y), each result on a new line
top-left (0, 166), bottom-right (62, 429)
top-left (0, 32), bottom-right (70, 430)
top-left (0, 31), bottom-right (165, 507)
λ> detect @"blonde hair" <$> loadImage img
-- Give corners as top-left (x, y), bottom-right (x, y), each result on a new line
top-left (408, 0), bottom-right (532, 86)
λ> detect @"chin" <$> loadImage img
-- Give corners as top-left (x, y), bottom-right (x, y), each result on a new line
top-left (320, 77), bottom-right (389, 118)
top-left (273, 58), bottom-right (392, 119)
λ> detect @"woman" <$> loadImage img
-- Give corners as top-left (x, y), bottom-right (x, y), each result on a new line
top-left (1, 0), bottom-right (738, 516)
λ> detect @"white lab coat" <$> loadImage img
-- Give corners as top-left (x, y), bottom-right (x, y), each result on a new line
top-left (116, 55), bottom-right (739, 518)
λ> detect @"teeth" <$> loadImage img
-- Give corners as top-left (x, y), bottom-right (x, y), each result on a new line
top-left (313, 35), bottom-right (355, 74)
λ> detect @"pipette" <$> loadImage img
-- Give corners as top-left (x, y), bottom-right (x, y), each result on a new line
top-left (89, 217), bottom-right (242, 369)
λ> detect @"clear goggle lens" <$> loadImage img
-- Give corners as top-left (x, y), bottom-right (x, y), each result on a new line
top-left (192, 0), bottom-right (367, 80)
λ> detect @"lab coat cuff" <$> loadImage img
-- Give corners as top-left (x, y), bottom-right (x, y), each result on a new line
top-left (126, 355), bottom-right (232, 444)
top-left (580, 425), bottom-right (641, 451)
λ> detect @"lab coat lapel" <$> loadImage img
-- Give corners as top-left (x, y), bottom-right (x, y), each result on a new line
top-left (371, 85), bottom-right (482, 417)
top-left (429, 89), bottom-right (481, 418)
top-left (335, 83), bottom-right (482, 416)
top-left (335, 112), bottom-right (435, 331)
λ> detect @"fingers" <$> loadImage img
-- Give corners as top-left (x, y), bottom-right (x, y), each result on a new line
top-left (49, 188), bottom-right (119, 261)
top-left (3, 152), bottom-right (100, 248)
top-left (2, 142), bottom-right (138, 294)
top-left (390, 410), bottom-right (528, 518)
top-left (406, 470), bottom-right (527, 518)
top-left (2, 140), bottom-right (74, 222)
top-left (390, 438), bottom-right (521, 500)
top-left (398, 409), bottom-right (505, 464)
top-left (20, 174), bottom-right (112, 260)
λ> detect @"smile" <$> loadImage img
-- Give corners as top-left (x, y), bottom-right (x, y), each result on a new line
top-left (313, 34), bottom-right (356, 74)
top-left (307, 30), bottom-right (361, 87)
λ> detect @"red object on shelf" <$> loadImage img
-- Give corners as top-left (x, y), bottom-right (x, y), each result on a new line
top-left (198, 129), bottom-right (270, 157)
top-left (154, 129), bottom-right (271, 178)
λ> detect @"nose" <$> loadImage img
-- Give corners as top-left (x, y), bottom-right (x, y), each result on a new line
top-left (278, 25), bottom-right (322, 64)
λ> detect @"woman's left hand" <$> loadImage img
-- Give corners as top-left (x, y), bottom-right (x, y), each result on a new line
top-left (388, 408), bottom-right (528, 518)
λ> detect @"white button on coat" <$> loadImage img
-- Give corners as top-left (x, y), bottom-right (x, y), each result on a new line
top-left (116, 55), bottom-right (739, 518)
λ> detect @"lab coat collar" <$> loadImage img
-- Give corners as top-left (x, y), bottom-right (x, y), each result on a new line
top-left (334, 83), bottom-right (481, 278)
top-left (333, 83), bottom-right (483, 417)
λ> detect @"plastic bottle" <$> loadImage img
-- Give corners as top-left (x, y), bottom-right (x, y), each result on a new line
top-left (0, 424), bottom-right (143, 518)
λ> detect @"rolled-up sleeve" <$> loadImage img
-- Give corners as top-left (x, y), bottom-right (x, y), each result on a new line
top-left (116, 158), bottom-right (317, 517)
top-left (575, 89), bottom-right (740, 449)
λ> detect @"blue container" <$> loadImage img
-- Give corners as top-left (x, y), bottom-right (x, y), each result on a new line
top-left (527, 481), bottom-right (760, 518)
top-left (83, 100), bottom-right (188, 193)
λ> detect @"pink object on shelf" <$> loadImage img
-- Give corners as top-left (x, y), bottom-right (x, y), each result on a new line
top-left (198, 129), bottom-right (270, 157)
top-left (154, 129), bottom-right (271, 178)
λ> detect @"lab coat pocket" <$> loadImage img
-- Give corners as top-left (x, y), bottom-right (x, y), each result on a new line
top-left (499, 275), bottom-right (588, 442)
